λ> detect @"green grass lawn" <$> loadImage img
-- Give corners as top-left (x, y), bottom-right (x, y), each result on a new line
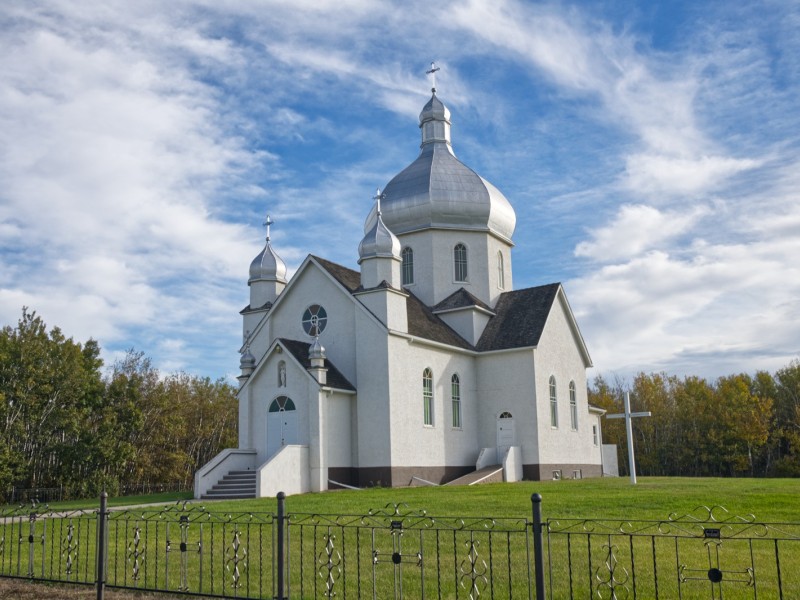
top-left (186, 477), bottom-right (800, 522)
top-left (12, 477), bottom-right (799, 521)
top-left (3, 477), bottom-right (799, 599)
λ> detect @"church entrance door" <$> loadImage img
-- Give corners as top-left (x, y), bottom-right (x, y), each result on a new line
top-left (267, 396), bottom-right (298, 457)
top-left (496, 411), bottom-right (515, 462)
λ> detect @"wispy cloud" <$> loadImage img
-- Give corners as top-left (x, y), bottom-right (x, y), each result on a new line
top-left (0, 0), bottom-right (797, 381)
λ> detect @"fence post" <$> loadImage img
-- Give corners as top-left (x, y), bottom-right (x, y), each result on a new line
top-left (276, 491), bottom-right (286, 600)
top-left (531, 493), bottom-right (546, 600)
top-left (96, 491), bottom-right (108, 600)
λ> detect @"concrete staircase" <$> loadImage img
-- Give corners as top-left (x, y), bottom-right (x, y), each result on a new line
top-left (445, 465), bottom-right (504, 486)
top-left (201, 470), bottom-right (256, 499)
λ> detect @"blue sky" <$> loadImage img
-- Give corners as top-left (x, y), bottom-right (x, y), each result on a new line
top-left (1, 0), bottom-right (798, 383)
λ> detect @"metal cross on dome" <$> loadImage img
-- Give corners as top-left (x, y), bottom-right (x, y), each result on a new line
top-left (373, 188), bottom-right (385, 214)
top-left (242, 330), bottom-right (252, 353)
top-left (263, 214), bottom-right (274, 241)
top-left (426, 61), bottom-right (440, 93)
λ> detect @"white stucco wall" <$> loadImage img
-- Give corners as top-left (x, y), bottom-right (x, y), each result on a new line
top-left (353, 308), bottom-right (393, 468)
top-left (475, 349), bottom-right (540, 465)
top-left (534, 290), bottom-right (600, 469)
top-left (437, 308), bottom-right (491, 346)
top-left (245, 349), bottom-right (314, 465)
top-left (326, 391), bottom-right (354, 469)
top-left (266, 263), bottom-right (359, 384)
top-left (396, 230), bottom-right (513, 308)
top-left (386, 336), bottom-right (479, 469)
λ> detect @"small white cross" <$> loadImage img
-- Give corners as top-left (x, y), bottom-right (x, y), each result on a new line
top-left (606, 392), bottom-right (652, 485)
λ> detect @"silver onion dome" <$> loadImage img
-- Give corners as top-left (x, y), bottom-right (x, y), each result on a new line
top-left (364, 92), bottom-right (516, 242)
top-left (358, 191), bottom-right (401, 263)
top-left (240, 347), bottom-right (256, 368)
top-left (249, 216), bottom-right (287, 283)
top-left (309, 335), bottom-right (326, 360)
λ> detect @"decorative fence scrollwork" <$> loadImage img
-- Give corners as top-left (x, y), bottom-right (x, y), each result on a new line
top-left (2, 495), bottom-right (799, 599)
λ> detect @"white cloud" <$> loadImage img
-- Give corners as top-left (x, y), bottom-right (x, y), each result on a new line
top-left (624, 154), bottom-right (762, 197)
top-left (575, 204), bottom-right (710, 261)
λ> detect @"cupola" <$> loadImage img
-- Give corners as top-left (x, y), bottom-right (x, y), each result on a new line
top-left (249, 215), bottom-right (287, 309)
top-left (358, 189), bottom-right (401, 289)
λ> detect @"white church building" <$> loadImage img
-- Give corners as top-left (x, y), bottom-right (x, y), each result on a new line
top-left (195, 86), bottom-right (605, 499)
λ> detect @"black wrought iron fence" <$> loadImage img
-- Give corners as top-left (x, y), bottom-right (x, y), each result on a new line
top-left (544, 506), bottom-right (800, 599)
top-left (1, 492), bottom-right (798, 599)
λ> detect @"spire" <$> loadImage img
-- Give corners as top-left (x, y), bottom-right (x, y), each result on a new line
top-left (426, 61), bottom-right (440, 94)
top-left (249, 213), bottom-right (287, 284)
top-left (420, 62), bottom-right (451, 148)
top-left (358, 188), bottom-right (400, 264)
top-left (309, 334), bottom-right (326, 361)
top-left (239, 330), bottom-right (255, 376)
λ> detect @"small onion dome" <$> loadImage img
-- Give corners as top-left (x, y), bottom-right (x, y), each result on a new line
top-left (358, 202), bottom-right (401, 264)
top-left (240, 347), bottom-right (256, 369)
top-left (419, 92), bottom-right (451, 128)
top-left (309, 336), bottom-right (326, 360)
top-left (249, 241), bottom-right (287, 283)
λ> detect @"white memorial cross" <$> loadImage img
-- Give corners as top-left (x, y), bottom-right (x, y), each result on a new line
top-left (606, 392), bottom-right (651, 484)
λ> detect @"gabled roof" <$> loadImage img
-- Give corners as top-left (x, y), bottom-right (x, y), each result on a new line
top-left (311, 256), bottom-right (361, 292)
top-left (433, 287), bottom-right (494, 314)
top-left (313, 257), bottom-right (473, 350)
top-left (476, 284), bottom-right (560, 352)
top-left (406, 290), bottom-right (474, 350)
top-left (278, 338), bottom-right (356, 392)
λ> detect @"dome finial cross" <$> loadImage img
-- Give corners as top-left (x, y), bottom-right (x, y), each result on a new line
top-left (373, 188), bottom-right (385, 216)
top-left (426, 61), bottom-right (440, 93)
top-left (263, 214), bottom-right (274, 241)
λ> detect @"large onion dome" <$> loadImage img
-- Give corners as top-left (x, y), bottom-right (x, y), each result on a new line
top-left (364, 91), bottom-right (516, 242)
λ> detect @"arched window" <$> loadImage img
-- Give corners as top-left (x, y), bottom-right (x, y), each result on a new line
top-left (497, 251), bottom-right (505, 289)
top-left (451, 374), bottom-right (461, 428)
top-left (401, 247), bottom-right (414, 285)
top-left (423, 368), bottom-right (434, 426)
top-left (569, 381), bottom-right (578, 430)
top-left (549, 376), bottom-right (558, 428)
top-left (454, 243), bottom-right (468, 282)
top-left (269, 396), bottom-right (296, 412)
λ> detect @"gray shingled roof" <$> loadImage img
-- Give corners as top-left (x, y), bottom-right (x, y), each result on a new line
top-left (433, 287), bottom-right (494, 313)
top-left (313, 256), bottom-right (472, 350)
top-left (278, 338), bottom-right (356, 391)
top-left (476, 284), bottom-right (560, 352)
top-left (311, 256), bottom-right (361, 292)
top-left (312, 255), bottom-right (561, 354)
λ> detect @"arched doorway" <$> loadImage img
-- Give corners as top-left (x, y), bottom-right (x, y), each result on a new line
top-left (267, 396), bottom-right (298, 457)
top-left (496, 411), bottom-right (515, 462)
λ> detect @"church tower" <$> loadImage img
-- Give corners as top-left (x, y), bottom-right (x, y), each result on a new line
top-left (355, 190), bottom-right (408, 331)
top-left (244, 215), bottom-right (287, 337)
top-left (363, 75), bottom-right (516, 312)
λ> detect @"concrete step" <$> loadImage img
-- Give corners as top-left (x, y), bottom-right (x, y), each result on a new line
top-left (209, 485), bottom-right (255, 493)
top-left (445, 465), bottom-right (503, 486)
top-left (202, 491), bottom-right (255, 499)
top-left (201, 470), bottom-right (257, 500)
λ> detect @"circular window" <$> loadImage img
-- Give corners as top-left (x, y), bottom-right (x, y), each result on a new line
top-left (302, 304), bottom-right (328, 337)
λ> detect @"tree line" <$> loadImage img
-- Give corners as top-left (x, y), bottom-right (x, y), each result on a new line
top-left (589, 364), bottom-right (800, 478)
top-left (0, 309), bottom-right (237, 502)
top-left (3, 307), bottom-right (798, 502)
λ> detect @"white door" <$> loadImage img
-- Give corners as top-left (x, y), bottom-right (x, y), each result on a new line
top-left (496, 411), bottom-right (515, 462)
top-left (267, 396), bottom-right (298, 457)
